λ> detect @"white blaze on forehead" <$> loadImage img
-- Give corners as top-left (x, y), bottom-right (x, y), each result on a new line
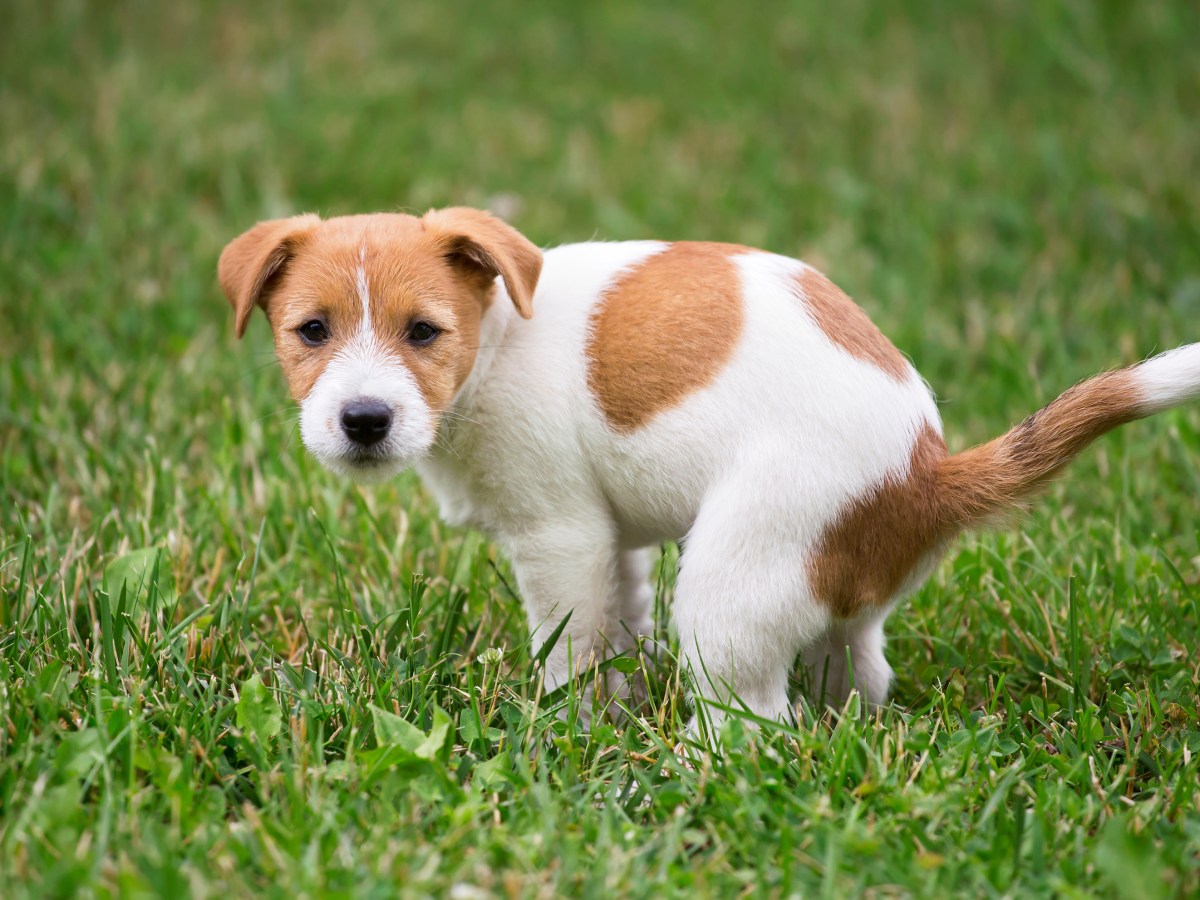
top-left (356, 243), bottom-right (371, 327)
top-left (296, 240), bottom-right (436, 481)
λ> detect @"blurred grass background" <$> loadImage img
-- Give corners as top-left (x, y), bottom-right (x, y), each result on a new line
top-left (2, 0), bottom-right (1199, 896)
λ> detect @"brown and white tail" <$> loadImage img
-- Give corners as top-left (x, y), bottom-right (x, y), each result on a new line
top-left (937, 343), bottom-right (1200, 531)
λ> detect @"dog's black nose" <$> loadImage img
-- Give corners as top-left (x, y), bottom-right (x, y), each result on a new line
top-left (341, 399), bottom-right (392, 447)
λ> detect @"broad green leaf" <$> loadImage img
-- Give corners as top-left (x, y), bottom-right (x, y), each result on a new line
top-left (607, 656), bottom-right (639, 674)
top-left (103, 547), bottom-right (177, 609)
top-left (422, 705), bottom-right (452, 760)
top-left (56, 728), bottom-right (105, 780)
top-left (472, 751), bottom-right (512, 791)
top-left (371, 705), bottom-right (426, 753)
top-left (459, 717), bottom-right (505, 744)
top-left (236, 674), bottom-right (282, 744)
top-left (371, 704), bottom-right (451, 761)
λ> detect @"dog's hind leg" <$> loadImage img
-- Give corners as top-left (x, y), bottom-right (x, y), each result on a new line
top-left (611, 548), bottom-right (657, 654)
top-left (603, 547), bottom-right (663, 712)
top-left (801, 616), bottom-right (893, 710)
top-left (673, 481), bottom-right (832, 735)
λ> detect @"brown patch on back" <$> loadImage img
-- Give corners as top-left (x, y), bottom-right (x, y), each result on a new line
top-left (808, 425), bottom-right (949, 618)
top-left (794, 268), bottom-right (909, 382)
top-left (587, 242), bottom-right (750, 433)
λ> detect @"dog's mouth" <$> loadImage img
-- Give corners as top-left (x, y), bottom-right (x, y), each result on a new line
top-left (293, 436), bottom-right (406, 479)
top-left (318, 455), bottom-right (398, 485)
top-left (345, 448), bottom-right (391, 467)
top-left (322, 443), bottom-right (417, 483)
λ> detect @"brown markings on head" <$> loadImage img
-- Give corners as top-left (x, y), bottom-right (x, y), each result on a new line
top-left (808, 424), bottom-right (949, 618)
top-left (793, 267), bottom-right (909, 382)
top-left (586, 242), bottom-right (752, 433)
top-left (217, 208), bottom-right (542, 412)
top-left (218, 214), bottom-right (322, 339)
top-left (423, 207), bottom-right (542, 320)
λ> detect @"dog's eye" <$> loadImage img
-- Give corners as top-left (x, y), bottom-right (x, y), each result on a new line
top-left (297, 320), bottom-right (330, 345)
top-left (409, 322), bottom-right (440, 346)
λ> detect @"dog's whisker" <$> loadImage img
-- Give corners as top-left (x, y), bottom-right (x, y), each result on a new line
top-left (278, 419), bottom-right (301, 457)
top-left (441, 409), bottom-right (484, 428)
top-left (432, 436), bottom-right (462, 461)
top-left (227, 360), bottom-right (285, 384)
top-left (254, 405), bottom-right (300, 424)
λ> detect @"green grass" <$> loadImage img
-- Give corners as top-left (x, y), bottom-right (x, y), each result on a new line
top-left (3, 0), bottom-right (1200, 895)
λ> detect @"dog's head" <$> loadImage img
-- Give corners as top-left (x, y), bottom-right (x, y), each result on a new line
top-left (219, 208), bottom-right (542, 481)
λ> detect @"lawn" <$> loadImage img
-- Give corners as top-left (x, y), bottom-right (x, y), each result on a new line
top-left (2, 0), bottom-right (1199, 895)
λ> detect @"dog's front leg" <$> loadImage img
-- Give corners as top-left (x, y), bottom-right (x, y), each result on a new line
top-left (506, 518), bottom-right (621, 700)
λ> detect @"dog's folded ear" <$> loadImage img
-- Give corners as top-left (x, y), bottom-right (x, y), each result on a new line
top-left (423, 207), bottom-right (543, 319)
top-left (218, 214), bottom-right (322, 338)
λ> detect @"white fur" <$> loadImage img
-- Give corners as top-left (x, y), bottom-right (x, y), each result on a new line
top-left (356, 245), bottom-right (371, 319)
top-left (409, 243), bottom-right (941, 727)
top-left (299, 253), bottom-right (435, 480)
top-left (1136, 343), bottom-right (1200, 414)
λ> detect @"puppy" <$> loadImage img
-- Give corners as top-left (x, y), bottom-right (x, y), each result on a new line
top-left (219, 207), bottom-right (1200, 729)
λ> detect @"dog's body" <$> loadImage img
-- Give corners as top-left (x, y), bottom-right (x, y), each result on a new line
top-left (220, 208), bottom-right (1200, 728)
top-left (415, 238), bottom-right (945, 717)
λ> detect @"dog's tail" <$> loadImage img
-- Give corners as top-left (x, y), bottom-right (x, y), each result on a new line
top-left (936, 343), bottom-right (1200, 531)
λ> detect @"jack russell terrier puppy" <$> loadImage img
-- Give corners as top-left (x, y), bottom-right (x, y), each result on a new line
top-left (219, 207), bottom-right (1200, 729)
